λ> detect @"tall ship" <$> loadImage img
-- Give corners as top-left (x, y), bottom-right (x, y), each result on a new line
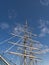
top-left (0, 21), bottom-right (43, 65)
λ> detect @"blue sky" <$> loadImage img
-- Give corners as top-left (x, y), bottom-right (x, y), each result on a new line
top-left (0, 0), bottom-right (49, 65)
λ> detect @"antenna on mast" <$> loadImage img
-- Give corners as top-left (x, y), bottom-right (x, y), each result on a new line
top-left (25, 19), bottom-right (28, 29)
top-left (26, 20), bottom-right (28, 26)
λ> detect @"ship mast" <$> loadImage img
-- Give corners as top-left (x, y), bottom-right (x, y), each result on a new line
top-left (5, 20), bottom-right (42, 65)
top-left (1, 19), bottom-right (49, 65)
top-left (23, 20), bottom-right (28, 65)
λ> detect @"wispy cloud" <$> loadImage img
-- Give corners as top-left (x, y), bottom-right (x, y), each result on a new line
top-left (40, 0), bottom-right (49, 6)
top-left (12, 24), bottom-right (24, 35)
top-left (33, 42), bottom-right (43, 49)
top-left (8, 9), bottom-right (17, 19)
top-left (38, 19), bottom-right (49, 37)
top-left (39, 48), bottom-right (49, 54)
top-left (39, 27), bottom-right (49, 37)
top-left (0, 22), bottom-right (9, 29)
top-left (33, 41), bottom-right (49, 54)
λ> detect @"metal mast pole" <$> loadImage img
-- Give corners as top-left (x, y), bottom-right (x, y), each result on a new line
top-left (23, 20), bottom-right (28, 65)
top-left (29, 42), bottom-right (34, 65)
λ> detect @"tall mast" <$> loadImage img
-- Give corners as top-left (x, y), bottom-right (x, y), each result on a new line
top-left (24, 20), bottom-right (28, 65)
top-left (5, 20), bottom-right (42, 65)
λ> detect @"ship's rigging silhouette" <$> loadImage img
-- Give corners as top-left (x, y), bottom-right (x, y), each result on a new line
top-left (0, 21), bottom-right (44, 65)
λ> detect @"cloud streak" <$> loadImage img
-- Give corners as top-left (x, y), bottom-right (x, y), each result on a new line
top-left (40, 0), bottom-right (49, 6)
top-left (38, 19), bottom-right (49, 37)
top-left (0, 22), bottom-right (9, 30)
top-left (41, 48), bottom-right (49, 54)
top-left (8, 9), bottom-right (17, 19)
top-left (33, 41), bottom-right (49, 54)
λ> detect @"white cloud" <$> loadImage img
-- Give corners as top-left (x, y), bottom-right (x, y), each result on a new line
top-left (38, 19), bottom-right (45, 28)
top-left (38, 19), bottom-right (49, 37)
top-left (8, 9), bottom-right (17, 19)
top-left (34, 43), bottom-right (43, 48)
top-left (33, 40), bottom-right (49, 54)
top-left (39, 32), bottom-right (45, 37)
top-left (39, 48), bottom-right (49, 54)
top-left (34, 42), bottom-right (47, 49)
top-left (44, 45), bottom-right (48, 48)
top-left (12, 24), bottom-right (24, 35)
top-left (0, 22), bottom-right (9, 29)
top-left (40, 0), bottom-right (49, 6)
top-left (39, 27), bottom-right (49, 37)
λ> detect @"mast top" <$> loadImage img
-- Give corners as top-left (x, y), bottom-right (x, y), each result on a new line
top-left (26, 20), bottom-right (27, 25)
top-left (25, 20), bottom-right (28, 29)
